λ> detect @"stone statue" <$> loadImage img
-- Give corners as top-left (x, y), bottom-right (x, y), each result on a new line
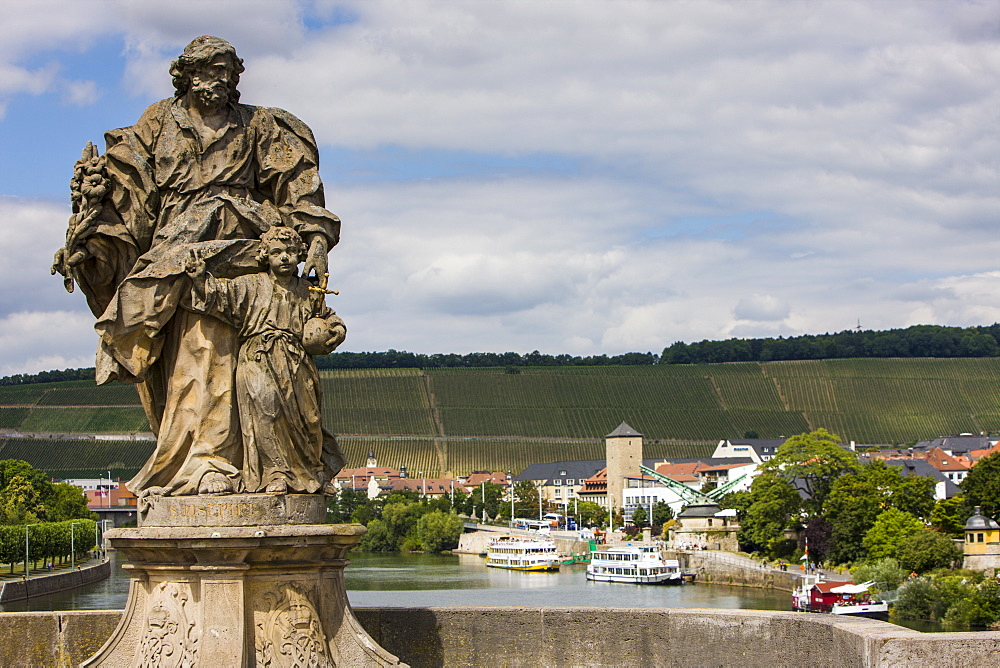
top-left (184, 226), bottom-right (346, 495)
top-left (62, 37), bottom-right (404, 668)
top-left (52, 35), bottom-right (347, 497)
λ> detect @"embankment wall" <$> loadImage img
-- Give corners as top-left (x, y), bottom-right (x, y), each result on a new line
top-left (0, 560), bottom-right (111, 603)
top-left (456, 531), bottom-right (587, 556)
top-left (675, 550), bottom-right (800, 591)
top-left (3, 607), bottom-right (998, 667)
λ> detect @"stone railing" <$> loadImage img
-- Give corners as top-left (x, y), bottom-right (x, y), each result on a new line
top-left (2, 606), bottom-right (998, 667)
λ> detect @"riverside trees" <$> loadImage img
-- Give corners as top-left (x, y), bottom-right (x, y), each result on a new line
top-left (726, 430), bottom-right (938, 566)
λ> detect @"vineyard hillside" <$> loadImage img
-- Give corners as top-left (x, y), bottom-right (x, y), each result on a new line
top-left (4, 357), bottom-right (1000, 477)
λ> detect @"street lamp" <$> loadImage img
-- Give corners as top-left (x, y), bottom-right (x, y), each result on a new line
top-left (537, 483), bottom-right (543, 521)
top-left (70, 522), bottom-right (81, 569)
top-left (24, 524), bottom-right (38, 577)
top-left (507, 471), bottom-right (514, 525)
top-left (96, 519), bottom-right (113, 559)
top-left (480, 481), bottom-right (486, 523)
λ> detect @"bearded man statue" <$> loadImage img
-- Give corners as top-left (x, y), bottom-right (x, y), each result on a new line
top-left (52, 36), bottom-right (346, 497)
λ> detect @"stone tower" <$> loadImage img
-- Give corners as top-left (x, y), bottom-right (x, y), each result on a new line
top-left (605, 422), bottom-right (643, 514)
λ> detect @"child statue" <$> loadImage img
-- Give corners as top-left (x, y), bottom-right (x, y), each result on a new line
top-left (184, 226), bottom-right (346, 494)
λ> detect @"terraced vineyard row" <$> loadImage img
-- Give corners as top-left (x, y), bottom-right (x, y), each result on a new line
top-left (6, 358), bottom-right (1000, 479)
top-left (0, 438), bottom-right (153, 478)
top-left (443, 439), bottom-right (605, 475)
top-left (339, 437), bottom-right (442, 476)
top-left (19, 407), bottom-right (149, 433)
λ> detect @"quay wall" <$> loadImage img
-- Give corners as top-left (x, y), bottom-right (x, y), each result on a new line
top-left (456, 529), bottom-right (587, 556)
top-left (4, 606), bottom-right (999, 667)
top-left (672, 550), bottom-right (801, 591)
top-left (0, 560), bottom-right (111, 603)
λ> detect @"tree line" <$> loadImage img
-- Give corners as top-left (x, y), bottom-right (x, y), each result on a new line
top-left (661, 324), bottom-right (1000, 364)
top-left (8, 323), bottom-right (1000, 386)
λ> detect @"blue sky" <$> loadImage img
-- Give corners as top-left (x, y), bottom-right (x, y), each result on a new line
top-left (2, 0), bottom-right (1000, 375)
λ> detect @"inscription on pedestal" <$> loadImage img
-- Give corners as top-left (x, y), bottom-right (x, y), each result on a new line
top-left (139, 493), bottom-right (327, 527)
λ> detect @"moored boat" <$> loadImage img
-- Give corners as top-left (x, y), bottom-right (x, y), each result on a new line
top-left (486, 537), bottom-right (561, 572)
top-left (586, 544), bottom-right (683, 584)
top-left (792, 575), bottom-right (889, 620)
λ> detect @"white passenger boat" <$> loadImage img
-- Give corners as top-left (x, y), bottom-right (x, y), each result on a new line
top-left (486, 537), bottom-right (561, 572)
top-left (586, 544), bottom-right (682, 584)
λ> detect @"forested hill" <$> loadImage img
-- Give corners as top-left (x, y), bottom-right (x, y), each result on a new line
top-left (4, 324), bottom-right (1000, 386)
top-left (661, 324), bottom-right (1000, 364)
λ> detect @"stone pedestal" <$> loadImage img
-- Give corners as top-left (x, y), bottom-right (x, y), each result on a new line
top-left (85, 494), bottom-right (404, 667)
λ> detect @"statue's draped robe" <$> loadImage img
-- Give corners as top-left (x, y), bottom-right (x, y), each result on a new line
top-left (191, 273), bottom-right (341, 493)
top-left (73, 97), bottom-right (343, 495)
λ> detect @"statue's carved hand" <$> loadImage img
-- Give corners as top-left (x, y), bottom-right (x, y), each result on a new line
top-left (184, 248), bottom-right (206, 277)
top-left (303, 234), bottom-right (329, 279)
top-left (325, 323), bottom-right (347, 350)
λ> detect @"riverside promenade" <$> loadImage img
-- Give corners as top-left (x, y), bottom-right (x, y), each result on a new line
top-left (670, 548), bottom-right (852, 591)
top-left (0, 557), bottom-right (110, 603)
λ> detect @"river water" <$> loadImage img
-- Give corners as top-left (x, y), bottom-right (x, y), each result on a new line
top-left (0, 550), bottom-right (939, 633)
top-left (0, 550), bottom-right (788, 613)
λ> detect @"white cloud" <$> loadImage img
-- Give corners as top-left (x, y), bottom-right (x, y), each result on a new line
top-left (0, 310), bottom-right (95, 376)
top-left (734, 295), bottom-right (790, 323)
top-left (2, 0), bottom-right (1000, 372)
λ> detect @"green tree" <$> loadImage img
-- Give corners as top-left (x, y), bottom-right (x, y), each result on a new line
top-left (849, 557), bottom-right (908, 592)
top-left (45, 483), bottom-right (96, 522)
top-left (943, 579), bottom-right (1000, 629)
top-left (574, 501), bottom-right (607, 528)
top-left (718, 489), bottom-right (753, 521)
top-left (738, 478), bottom-right (801, 553)
top-left (350, 498), bottom-right (383, 526)
top-left (359, 518), bottom-right (397, 552)
top-left (630, 504), bottom-right (647, 527)
top-left (862, 508), bottom-right (923, 561)
top-left (652, 501), bottom-right (674, 527)
top-left (0, 475), bottom-right (42, 525)
top-left (930, 495), bottom-right (971, 536)
top-left (511, 481), bottom-right (540, 519)
top-left (416, 510), bottom-right (463, 553)
top-left (328, 488), bottom-right (367, 524)
top-left (469, 482), bottom-right (506, 519)
top-left (961, 452), bottom-right (1000, 519)
top-left (895, 529), bottom-right (963, 573)
top-left (824, 461), bottom-right (935, 564)
top-left (450, 486), bottom-right (471, 515)
top-left (757, 429), bottom-right (859, 517)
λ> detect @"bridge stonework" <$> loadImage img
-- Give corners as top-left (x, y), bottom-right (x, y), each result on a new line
top-left (1, 606), bottom-right (996, 667)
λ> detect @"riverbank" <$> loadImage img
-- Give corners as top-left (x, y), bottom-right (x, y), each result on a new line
top-left (0, 558), bottom-right (110, 603)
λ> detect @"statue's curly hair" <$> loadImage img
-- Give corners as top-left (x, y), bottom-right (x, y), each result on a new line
top-left (170, 35), bottom-right (245, 101)
top-left (256, 226), bottom-right (308, 266)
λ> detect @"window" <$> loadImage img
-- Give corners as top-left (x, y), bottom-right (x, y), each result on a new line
top-left (554, 479), bottom-right (563, 486)
top-left (978, 533), bottom-right (985, 543)
top-left (566, 479), bottom-right (575, 486)
top-left (554, 489), bottom-right (562, 499)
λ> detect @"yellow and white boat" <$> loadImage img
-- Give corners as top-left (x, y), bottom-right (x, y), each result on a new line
top-left (486, 537), bottom-right (561, 572)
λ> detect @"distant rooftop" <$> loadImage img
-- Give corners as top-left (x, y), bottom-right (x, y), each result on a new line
top-left (606, 422), bottom-right (642, 438)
